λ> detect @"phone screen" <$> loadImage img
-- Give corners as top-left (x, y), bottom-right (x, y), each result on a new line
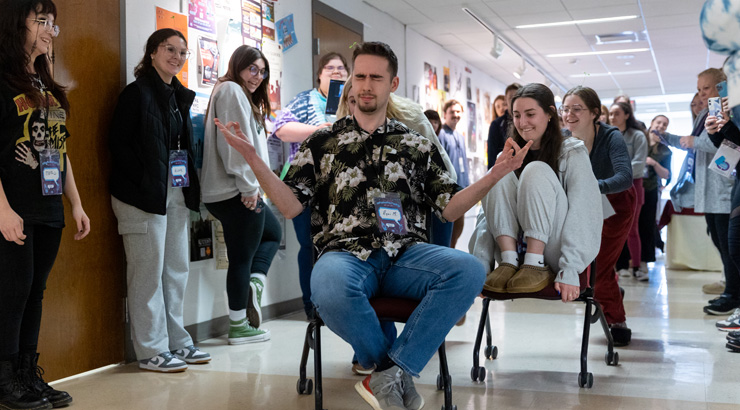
top-left (325, 79), bottom-right (345, 115)
top-left (717, 81), bottom-right (728, 99)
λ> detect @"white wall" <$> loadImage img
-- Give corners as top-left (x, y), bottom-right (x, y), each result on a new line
top-left (123, 0), bottom-right (515, 328)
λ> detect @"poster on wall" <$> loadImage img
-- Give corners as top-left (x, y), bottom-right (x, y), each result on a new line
top-left (190, 92), bottom-right (210, 169)
top-left (242, 0), bottom-right (262, 48)
top-left (188, 0), bottom-right (217, 34)
top-left (443, 67), bottom-right (450, 92)
top-left (467, 101), bottom-right (477, 152)
top-left (262, 1), bottom-right (275, 41)
top-left (466, 77), bottom-right (472, 101)
top-left (424, 62), bottom-right (438, 110)
top-left (156, 7), bottom-right (189, 87)
top-left (220, 18), bottom-right (243, 75)
top-left (483, 92), bottom-right (492, 123)
top-left (276, 14), bottom-right (298, 51)
top-left (199, 37), bottom-right (220, 86)
top-left (262, 40), bottom-right (282, 114)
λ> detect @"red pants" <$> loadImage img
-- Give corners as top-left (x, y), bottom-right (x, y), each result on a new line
top-left (595, 186), bottom-right (637, 324)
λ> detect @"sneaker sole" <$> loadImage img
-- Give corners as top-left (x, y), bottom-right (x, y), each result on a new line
top-left (179, 357), bottom-right (212, 364)
top-left (352, 364), bottom-right (375, 376)
top-left (138, 364), bottom-right (187, 373)
top-left (228, 331), bottom-right (271, 345)
top-left (247, 282), bottom-right (262, 329)
top-left (704, 307), bottom-right (737, 315)
top-left (354, 380), bottom-right (381, 410)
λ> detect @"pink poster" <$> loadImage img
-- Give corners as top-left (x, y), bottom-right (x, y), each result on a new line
top-left (188, 0), bottom-right (216, 34)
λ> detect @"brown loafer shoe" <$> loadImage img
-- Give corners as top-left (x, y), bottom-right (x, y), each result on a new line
top-left (483, 263), bottom-right (518, 292)
top-left (506, 264), bottom-right (554, 293)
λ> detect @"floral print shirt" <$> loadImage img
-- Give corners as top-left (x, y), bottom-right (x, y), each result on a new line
top-left (285, 116), bottom-right (462, 261)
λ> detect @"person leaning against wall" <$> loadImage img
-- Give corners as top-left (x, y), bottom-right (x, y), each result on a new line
top-left (438, 99), bottom-right (470, 248)
top-left (273, 51), bottom-right (349, 320)
top-left (0, 1), bottom-right (90, 408)
top-left (108, 28), bottom-right (211, 373)
top-left (201, 45), bottom-right (281, 346)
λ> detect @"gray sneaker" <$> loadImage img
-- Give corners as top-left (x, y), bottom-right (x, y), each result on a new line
top-left (172, 345), bottom-right (211, 364)
top-left (401, 370), bottom-right (424, 410)
top-left (367, 366), bottom-right (405, 410)
top-left (138, 352), bottom-right (187, 373)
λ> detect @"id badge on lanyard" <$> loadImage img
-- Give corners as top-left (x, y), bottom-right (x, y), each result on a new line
top-left (40, 149), bottom-right (62, 196)
top-left (373, 192), bottom-right (408, 235)
top-left (169, 149), bottom-right (190, 188)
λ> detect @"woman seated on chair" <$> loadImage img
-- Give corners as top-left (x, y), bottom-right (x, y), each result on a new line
top-left (470, 83), bottom-right (602, 302)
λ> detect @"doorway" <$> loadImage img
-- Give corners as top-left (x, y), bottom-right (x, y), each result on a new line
top-left (312, 1), bottom-right (363, 87)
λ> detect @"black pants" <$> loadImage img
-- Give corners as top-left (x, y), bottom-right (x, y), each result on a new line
top-left (706, 212), bottom-right (738, 300)
top-left (205, 195), bottom-right (282, 311)
top-left (0, 224), bottom-right (63, 361)
top-left (638, 188), bottom-right (660, 263)
top-left (727, 181), bottom-right (740, 300)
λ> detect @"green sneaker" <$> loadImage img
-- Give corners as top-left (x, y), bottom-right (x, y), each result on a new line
top-left (248, 277), bottom-right (265, 328)
top-left (228, 318), bottom-right (270, 345)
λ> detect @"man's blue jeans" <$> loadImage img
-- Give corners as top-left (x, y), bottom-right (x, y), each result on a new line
top-left (311, 243), bottom-right (485, 377)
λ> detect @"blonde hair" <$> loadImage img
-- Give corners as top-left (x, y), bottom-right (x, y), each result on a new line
top-left (337, 77), bottom-right (427, 122)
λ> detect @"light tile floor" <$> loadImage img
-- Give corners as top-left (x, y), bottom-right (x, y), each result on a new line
top-left (53, 255), bottom-right (740, 409)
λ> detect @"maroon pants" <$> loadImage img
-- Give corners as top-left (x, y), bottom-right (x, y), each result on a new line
top-left (594, 186), bottom-right (637, 324)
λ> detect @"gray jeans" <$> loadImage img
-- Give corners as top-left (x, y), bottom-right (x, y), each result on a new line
top-left (111, 188), bottom-right (193, 360)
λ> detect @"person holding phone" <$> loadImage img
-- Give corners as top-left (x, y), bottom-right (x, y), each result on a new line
top-left (273, 52), bottom-right (349, 321)
top-left (201, 45), bottom-right (279, 344)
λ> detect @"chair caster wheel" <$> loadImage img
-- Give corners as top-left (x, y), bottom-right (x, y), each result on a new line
top-left (484, 345), bottom-right (498, 360)
top-left (470, 366), bottom-right (486, 382)
top-left (296, 378), bottom-right (313, 394)
top-left (605, 351), bottom-right (619, 366)
top-left (578, 372), bottom-right (593, 388)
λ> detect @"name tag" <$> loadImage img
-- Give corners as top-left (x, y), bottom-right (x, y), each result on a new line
top-left (40, 149), bottom-right (62, 196)
top-left (373, 192), bottom-right (407, 235)
top-left (169, 150), bottom-right (190, 188)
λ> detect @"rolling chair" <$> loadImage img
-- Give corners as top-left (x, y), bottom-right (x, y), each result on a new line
top-left (470, 261), bottom-right (618, 388)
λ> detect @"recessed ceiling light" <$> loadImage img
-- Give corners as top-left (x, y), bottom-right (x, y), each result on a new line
top-left (569, 70), bottom-right (652, 78)
top-left (516, 15), bottom-right (638, 29)
top-left (547, 48), bottom-right (650, 58)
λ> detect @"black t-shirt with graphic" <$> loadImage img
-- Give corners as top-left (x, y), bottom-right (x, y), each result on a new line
top-left (0, 81), bottom-right (68, 228)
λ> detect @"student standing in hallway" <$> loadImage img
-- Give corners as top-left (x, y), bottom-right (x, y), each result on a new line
top-left (438, 99), bottom-right (469, 248)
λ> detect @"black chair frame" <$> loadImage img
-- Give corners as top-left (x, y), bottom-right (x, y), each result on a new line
top-left (470, 261), bottom-right (618, 388)
top-left (297, 297), bottom-right (457, 410)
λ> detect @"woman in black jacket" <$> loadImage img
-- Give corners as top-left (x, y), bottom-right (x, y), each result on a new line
top-left (109, 28), bottom-right (209, 373)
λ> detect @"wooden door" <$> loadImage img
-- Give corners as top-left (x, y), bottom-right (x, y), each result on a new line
top-left (37, 0), bottom-right (126, 381)
top-left (312, 1), bottom-right (363, 88)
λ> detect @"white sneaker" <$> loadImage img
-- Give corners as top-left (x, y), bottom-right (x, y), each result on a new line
top-left (637, 262), bottom-right (648, 273)
top-left (634, 269), bottom-right (649, 282)
top-left (172, 345), bottom-right (211, 364)
top-left (618, 269), bottom-right (632, 278)
top-left (139, 352), bottom-right (187, 373)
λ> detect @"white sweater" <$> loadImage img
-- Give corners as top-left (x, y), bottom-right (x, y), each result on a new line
top-left (200, 81), bottom-right (270, 203)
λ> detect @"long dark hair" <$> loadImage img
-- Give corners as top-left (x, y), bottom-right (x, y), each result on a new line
top-left (0, 0), bottom-right (69, 113)
top-left (134, 28), bottom-right (187, 79)
top-left (612, 101), bottom-right (647, 135)
top-left (210, 45), bottom-right (271, 129)
top-left (509, 83), bottom-right (563, 176)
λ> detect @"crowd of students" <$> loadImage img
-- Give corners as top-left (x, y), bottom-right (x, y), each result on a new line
top-left (3, 0), bottom-right (740, 409)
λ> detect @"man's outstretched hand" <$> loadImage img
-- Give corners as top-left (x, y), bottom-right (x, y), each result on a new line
top-left (215, 118), bottom-right (256, 161)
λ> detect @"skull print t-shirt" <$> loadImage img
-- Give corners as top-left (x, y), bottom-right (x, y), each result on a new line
top-left (0, 81), bottom-right (68, 228)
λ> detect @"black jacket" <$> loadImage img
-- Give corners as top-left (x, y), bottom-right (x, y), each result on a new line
top-left (109, 69), bottom-right (200, 214)
top-left (487, 111), bottom-right (511, 169)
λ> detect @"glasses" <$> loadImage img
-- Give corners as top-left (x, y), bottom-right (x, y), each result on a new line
top-left (559, 105), bottom-right (586, 116)
top-left (28, 18), bottom-right (59, 37)
top-left (323, 65), bottom-right (347, 73)
top-left (247, 65), bottom-right (268, 79)
top-left (159, 44), bottom-right (191, 60)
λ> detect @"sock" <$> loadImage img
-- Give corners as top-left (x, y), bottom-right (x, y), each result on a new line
top-left (229, 309), bottom-right (247, 322)
top-left (375, 355), bottom-right (397, 373)
top-left (523, 253), bottom-right (545, 267)
top-left (251, 272), bottom-right (266, 286)
top-left (501, 251), bottom-right (519, 266)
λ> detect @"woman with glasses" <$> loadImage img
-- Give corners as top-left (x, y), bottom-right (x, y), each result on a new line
top-left (561, 86), bottom-right (634, 346)
top-left (201, 45), bottom-right (279, 345)
top-left (273, 52), bottom-right (350, 321)
top-left (108, 28), bottom-right (210, 373)
top-left (470, 83), bottom-right (601, 301)
top-left (0, 1), bottom-right (89, 408)
top-left (610, 102), bottom-right (649, 281)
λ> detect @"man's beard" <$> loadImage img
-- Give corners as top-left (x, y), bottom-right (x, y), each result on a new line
top-left (358, 101), bottom-right (378, 113)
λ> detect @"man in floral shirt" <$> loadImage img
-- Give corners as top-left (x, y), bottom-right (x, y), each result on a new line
top-left (215, 42), bottom-right (529, 410)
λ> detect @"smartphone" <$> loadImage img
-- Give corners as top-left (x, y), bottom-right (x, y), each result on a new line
top-left (716, 81), bottom-right (728, 99)
top-left (324, 79), bottom-right (345, 116)
top-left (708, 96), bottom-right (724, 120)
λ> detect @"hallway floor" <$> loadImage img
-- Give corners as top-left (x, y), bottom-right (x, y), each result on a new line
top-left (53, 254), bottom-right (740, 409)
